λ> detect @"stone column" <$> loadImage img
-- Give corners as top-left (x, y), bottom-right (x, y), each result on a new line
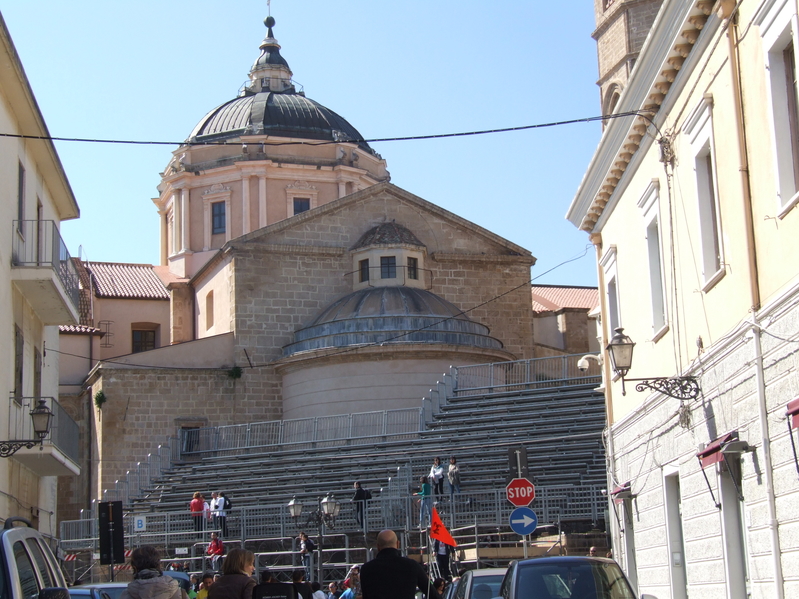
top-left (258, 175), bottom-right (268, 228)
top-left (242, 175), bottom-right (251, 235)
top-left (338, 181), bottom-right (347, 199)
top-left (180, 188), bottom-right (190, 253)
top-left (159, 209), bottom-right (168, 265)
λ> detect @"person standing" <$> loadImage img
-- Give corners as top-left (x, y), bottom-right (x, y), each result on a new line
top-left (360, 530), bottom-right (429, 599)
top-left (352, 482), bottom-right (367, 528)
top-left (298, 533), bottom-right (315, 581)
top-left (197, 573), bottom-right (215, 599)
top-left (292, 570), bottom-right (313, 599)
top-left (414, 476), bottom-right (432, 529)
top-left (207, 532), bottom-right (225, 571)
top-left (217, 492), bottom-right (229, 537)
top-left (208, 549), bottom-right (256, 599)
top-left (428, 458), bottom-right (444, 497)
top-left (433, 539), bottom-right (453, 581)
top-left (447, 457), bottom-right (461, 500)
top-left (120, 546), bottom-right (186, 599)
top-left (191, 492), bottom-right (206, 532)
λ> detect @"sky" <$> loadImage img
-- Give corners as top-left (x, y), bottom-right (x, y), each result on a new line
top-left (2, 1), bottom-right (602, 286)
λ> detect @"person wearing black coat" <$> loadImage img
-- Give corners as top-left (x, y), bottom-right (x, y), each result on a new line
top-left (360, 530), bottom-right (429, 599)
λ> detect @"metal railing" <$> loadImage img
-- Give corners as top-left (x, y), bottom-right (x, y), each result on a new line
top-left (178, 408), bottom-right (423, 461)
top-left (452, 354), bottom-right (602, 396)
top-left (8, 396), bottom-right (79, 463)
top-left (12, 220), bottom-right (80, 311)
top-left (60, 485), bottom-right (605, 551)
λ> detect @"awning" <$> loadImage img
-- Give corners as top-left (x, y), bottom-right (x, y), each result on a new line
top-left (697, 431), bottom-right (737, 468)
top-left (787, 398), bottom-right (799, 430)
top-left (610, 481), bottom-right (633, 503)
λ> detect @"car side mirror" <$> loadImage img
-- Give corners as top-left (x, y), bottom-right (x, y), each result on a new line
top-left (39, 588), bottom-right (70, 599)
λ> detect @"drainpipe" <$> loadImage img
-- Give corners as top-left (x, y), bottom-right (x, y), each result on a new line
top-left (750, 319), bottom-right (784, 598)
top-left (724, 5), bottom-right (778, 592)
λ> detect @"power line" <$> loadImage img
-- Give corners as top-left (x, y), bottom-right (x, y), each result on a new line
top-left (0, 110), bottom-right (656, 148)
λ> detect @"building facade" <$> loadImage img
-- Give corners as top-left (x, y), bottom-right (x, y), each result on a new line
top-left (1, 12), bottom-right (81, 531)
top-left (570, 0), bottom-right (799, 597)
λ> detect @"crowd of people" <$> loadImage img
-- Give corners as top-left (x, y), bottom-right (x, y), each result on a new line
top-left (415, 456), bottom-right (462, 528)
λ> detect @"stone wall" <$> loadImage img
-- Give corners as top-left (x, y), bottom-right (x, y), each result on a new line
top-left (90, 366), bottom-right (278, 496)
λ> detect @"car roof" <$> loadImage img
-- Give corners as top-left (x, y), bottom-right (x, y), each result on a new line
top-left (469, 568), bottom-right (507, 576)
top-left (516, 557), bottom-right (616, 566)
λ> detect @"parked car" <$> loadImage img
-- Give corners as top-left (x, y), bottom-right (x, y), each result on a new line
top-left (0, 517), bottom-right (69, 599)
top-left (452, 568), bottom-right (506, 599)
top-left (67, 587), bottom-right (113, 599)
top-left (495, 557), bottom-right (657, 599)
top-left (70, 583), bottom-right (127, 599)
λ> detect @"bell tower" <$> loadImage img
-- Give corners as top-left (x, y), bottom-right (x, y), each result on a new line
top-left (592, 0), bottom-right (665, 118)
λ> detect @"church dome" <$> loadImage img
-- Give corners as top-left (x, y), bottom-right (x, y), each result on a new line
top-left (283, 287), bottom-right (504, 356)
top-left (187, 16), bottom-right (374, 154)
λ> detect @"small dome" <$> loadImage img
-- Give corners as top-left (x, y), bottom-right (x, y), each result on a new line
top-left (283, 287), bottom-right (503, 356)
top-left (351, 222), bottom-right (424, 250)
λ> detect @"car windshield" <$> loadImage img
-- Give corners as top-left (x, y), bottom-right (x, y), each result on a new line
top-left (470, 574), bottom-right (504, 599)
top-left (516, 561), bottom-right (635, 599)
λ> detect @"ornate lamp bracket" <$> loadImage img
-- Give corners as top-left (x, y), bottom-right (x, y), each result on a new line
top-left (628, 376), bottom-right (701, 401)
top-left (0, 440), bottom-right (39, 458)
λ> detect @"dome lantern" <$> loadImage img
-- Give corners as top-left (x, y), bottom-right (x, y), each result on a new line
top-left (248, 15), bottom-right (294, 94)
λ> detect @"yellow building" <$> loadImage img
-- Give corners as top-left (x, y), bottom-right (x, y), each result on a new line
top-left (569, 1), bottom-right (799, 597)
top-left (0, 12), bottom-right (80, 531)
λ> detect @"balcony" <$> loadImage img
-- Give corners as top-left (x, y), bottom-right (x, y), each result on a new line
top-left (11, 220), bottom-right (80, 325)
top-left (8, 397), bottom-right (80, 476)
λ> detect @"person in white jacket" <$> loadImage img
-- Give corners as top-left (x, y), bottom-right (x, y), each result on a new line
top-left (428, 457), bottom-right (445, 497)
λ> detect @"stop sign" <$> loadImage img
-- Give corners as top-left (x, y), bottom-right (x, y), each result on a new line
top-left (506, 478), bottom-right (535, 506)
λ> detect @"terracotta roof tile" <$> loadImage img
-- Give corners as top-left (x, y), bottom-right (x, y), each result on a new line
top-left (86, 262), bottom-right (170, 300)
top-left (531, 285), bottom-right (599, 314)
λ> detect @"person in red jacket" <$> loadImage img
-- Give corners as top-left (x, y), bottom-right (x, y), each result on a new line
top-left (190, 492), bottom-right (206, 532)
top-left (207, 532), bottom-right (225, 571)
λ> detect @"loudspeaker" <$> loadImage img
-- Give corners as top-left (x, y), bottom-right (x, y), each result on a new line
top-left (98, 501), bottom-right (125, 565)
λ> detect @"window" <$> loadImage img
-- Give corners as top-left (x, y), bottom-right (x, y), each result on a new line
top-left (407, 257), bottom-right (418, 280)
top-left (359, 259), bottom-right (370, 283)
top-left (684, 96), bottom-right (723, 288)
top-left (638, 181), bottom-right (667, 335)
top-left (206, 291), bottom-right (214, 330)
top-left (600, 247), bottom-right (621, 334)
top-left (14, 325), bottom-right (24, 403)
top-left (34, 347), bottom-right (42, 400)
top-left (293, 197), bottom-right (310, 215)
top-left (380, 256), bottom-right (396, 279)
top-left (757, 1), bottom-right (799, 212)
top-left (718, 455), bottom-right (750, 598)
top-left (132, 330), bottom-right (155, 353)
top-left (14, 541), bottom-right (40, 599)
top-left (211, 202), bottom-right (226, 234)
top-left (696, 144), bottom-right (722, 280)
top-left (26, 539), bottom-right (55, 589)
top-left (17, 162), bottom-right (25, 230)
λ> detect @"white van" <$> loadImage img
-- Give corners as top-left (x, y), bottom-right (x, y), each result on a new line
top-left (0, 518), bottom-right (68, 599)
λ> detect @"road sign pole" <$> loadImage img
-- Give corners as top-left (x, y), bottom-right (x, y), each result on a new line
top-left (515, 450), bottom-right (522, 479)
top-left (523, 534), bottom-right (528, 559)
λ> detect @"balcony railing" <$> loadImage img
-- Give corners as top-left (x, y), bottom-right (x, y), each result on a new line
top-left (12, 220), bottom-right (80, 314)
top-left (9, 396), bottom-right (80, 465)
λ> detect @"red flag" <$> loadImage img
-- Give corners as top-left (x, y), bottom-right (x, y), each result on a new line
top-left (429, 507), bottom-right (457, 546)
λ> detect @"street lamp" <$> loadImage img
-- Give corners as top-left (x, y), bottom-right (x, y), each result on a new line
top-left (606, 327), bottom-right (700, 400)
top-left (0, 399), bottom-right (54, 457)
top-left (287, 493), bottom-right (340, 583)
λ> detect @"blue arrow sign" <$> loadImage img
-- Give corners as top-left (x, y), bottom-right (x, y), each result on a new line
top-left (509, 507), bottom-right (538, 536)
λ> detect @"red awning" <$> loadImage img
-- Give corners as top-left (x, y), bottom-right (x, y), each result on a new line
top-left (787, 398), bottom-right (799, 430)
top-left (697, 432), bottom-right (736, 468)
top-left (610, 482), bottom-right (632, 504)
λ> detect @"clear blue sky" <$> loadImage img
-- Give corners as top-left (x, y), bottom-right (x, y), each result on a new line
top-left (2, 1), bottom-right (601, 286)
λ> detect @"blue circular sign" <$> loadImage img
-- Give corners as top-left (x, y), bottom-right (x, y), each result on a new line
top-left (509, 507), bottom-right (538, 536)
